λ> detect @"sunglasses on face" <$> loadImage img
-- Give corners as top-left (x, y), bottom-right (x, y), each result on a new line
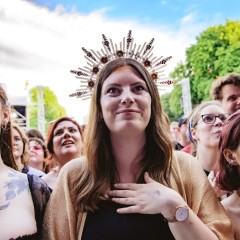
top-left (200, 113), bottom-right (230, 124)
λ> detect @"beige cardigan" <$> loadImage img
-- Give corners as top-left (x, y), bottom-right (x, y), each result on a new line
top-left (42, 151), bottom-right (233, 239)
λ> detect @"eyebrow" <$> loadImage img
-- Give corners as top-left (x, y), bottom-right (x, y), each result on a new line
top-left (104, 80), bottom-right (146, 87)
top-left (227, 94), bottom-right (237, 98)
top-left (54, 126), bottom-right (77, 132)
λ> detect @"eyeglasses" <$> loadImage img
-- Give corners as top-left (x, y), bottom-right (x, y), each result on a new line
top-left (200, 113), bottom-right (230, 125)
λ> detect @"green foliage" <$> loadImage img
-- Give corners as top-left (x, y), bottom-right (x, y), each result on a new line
top-left (161, 93), bottom-right (174, 121)
top-left (169, 84), bottom-right (183, 119)
top-left (169, 20), bottom-right (240, 114)
top-left (161, 85), bottom-right (184, 122)
top-left (28, 86), bottom-right (67, 133)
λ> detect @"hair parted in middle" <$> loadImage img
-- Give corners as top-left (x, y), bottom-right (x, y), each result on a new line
top-left (12, 125), bottom-right (29, 166)
top-left (70, 30), bottom-right (174, 100)
top-left (74, 58), bottom-right (173, 212)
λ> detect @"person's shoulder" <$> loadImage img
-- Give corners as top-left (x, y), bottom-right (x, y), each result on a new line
top-left (172, 151), bottom-right (204, 175)
top-left (172, 151), bottom-right (207, 182)
top-left (55, 157), bottom-right (87, 190)
top-left (27, 167), bottom-right (46, 177)
top-left (221, 193), bottom-right (235, 211)
top-left (6, 167), bottom-right (28, 180)
top-left (172, 151), bottom-right (197, 167)
top-left (27, 173), bottom-right (51, 194)
top-left (59, 157), bottom-right (87, 178)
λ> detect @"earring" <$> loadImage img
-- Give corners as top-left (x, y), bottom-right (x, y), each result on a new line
top-left (231, 159), bottom-right (237, 166)
top-left (1, 119), bottom-right (8, 130)
top-left (228, 160), bottom-right (234, 168)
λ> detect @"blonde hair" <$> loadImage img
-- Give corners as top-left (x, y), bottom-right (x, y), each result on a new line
top-left (187, 100), bottom-right (223, 156)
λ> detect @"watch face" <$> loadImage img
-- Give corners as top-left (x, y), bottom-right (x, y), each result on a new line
top-left (175, 207), bottom-right (189, 222)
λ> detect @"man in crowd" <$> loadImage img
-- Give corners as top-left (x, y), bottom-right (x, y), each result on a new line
top-left (211, 73), bottom-right (240, 114)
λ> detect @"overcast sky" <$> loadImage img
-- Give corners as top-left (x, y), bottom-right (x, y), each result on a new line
top-left (0, 0), bottom-right (239, 123)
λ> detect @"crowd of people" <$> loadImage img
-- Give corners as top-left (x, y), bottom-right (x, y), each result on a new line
top-left (0, 42), bottom-right (240, 239)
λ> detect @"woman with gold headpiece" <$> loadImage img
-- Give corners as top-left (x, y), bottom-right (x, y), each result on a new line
top-left (43, 32), bottom-right (233, 240)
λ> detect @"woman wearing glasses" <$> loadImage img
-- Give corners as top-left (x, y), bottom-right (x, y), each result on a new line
top-left (187, 101), bottom-right (230, 198)
top-left (187, 100), bottom-right (229, 176)
top-left (187, 101), bottom-right (229, 198)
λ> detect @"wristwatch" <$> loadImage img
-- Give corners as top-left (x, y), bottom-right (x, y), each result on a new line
top-left (165, 206), bottom-right (189, 223)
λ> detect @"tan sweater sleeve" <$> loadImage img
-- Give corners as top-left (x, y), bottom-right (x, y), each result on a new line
top-left (171, 152), bottom-right (234, 240)
top-left (42, 158), bottom-right (84, 240)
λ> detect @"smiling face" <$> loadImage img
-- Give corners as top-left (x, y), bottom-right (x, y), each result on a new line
top-left (52, 120), bottom-right (83, 166)
top-left (12, 128), bottom-right (24, 161)
top-left (100, 65), bottom-right (151, 137)
top-left (192, 105), bottom-right (226, 148)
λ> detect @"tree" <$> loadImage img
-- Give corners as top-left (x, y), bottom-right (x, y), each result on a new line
top-left (161, 84), bottom-right (184, 122)
top-left (28, 86), bottom-right (66, 133)
top-left (169, 20), bottom-right (240, 116)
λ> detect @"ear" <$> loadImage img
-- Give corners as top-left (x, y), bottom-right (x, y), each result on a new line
top-left (190, 128), bottom-right (199, 141)
top-left (223, 148), bottom-right (238, 166)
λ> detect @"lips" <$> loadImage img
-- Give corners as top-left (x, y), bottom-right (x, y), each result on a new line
top-left (62, 140), bottom-right (74, 146)
top-left (213, 129), bottom-right (222, 134)
top-left (116, 109), bottom-right (140, 114)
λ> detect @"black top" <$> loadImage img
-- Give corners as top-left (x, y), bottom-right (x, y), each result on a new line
top-left (10, 174), bottom-right (51, 240)
top-left (82, 200), bottom-right (175, 240)
top-left (204, 170), bottom-right (210, 176)
top-left (173, 142), bottom-right (184, 151)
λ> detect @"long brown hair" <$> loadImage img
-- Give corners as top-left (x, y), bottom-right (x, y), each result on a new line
top-left (12, 125), bottom-right (29, 166)
top-left (0, 84), bottom-right (16, 169)
top-left (74, 58), bottom-right (173, 211)
top-left (218, 111), bottom-right (240, 191)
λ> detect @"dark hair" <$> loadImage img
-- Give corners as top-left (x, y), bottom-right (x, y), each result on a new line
top-left (210, 73), bottom-right (240, 100)
top-left (26, 128), bottom-right (45, 142)
top-left (46, 116), bottom-right (83, 159)
top-left (218, 111), bottom-right (240, 191)
top-left (74, 58), bottom-right (173, 211)
top-left (12, 125), bottom-right (29, 166)
top-left (0, 84), bottom-right (16, 169)
top-left (178, 115), bottom-right (187, 128)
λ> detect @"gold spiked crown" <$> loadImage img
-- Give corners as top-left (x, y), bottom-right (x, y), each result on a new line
top-left (69, 30), bottom-right (175, 100)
